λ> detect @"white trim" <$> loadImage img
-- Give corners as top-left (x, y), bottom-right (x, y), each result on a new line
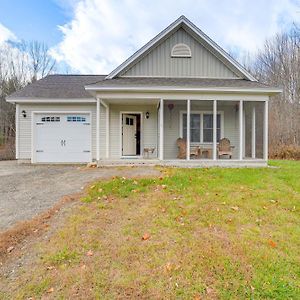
top-left (15, 104), bottom-right (19, 159)
top-left (186, 100), bottom-right (191, 160)
top-left (239, 100), bottom-right (243, 160)
top-left (243, 105), bottom-right (246, 158)
top-left (119, 111), bottom-right (143, 158)
top-left (252, 105), bottom-right (256, 159)
top-left (213, 100), bottom-right (217, 160)
top-left (31, 111), bottom-right (92, 164)
top-left (7, 98), bottom-right (96, 103)
top-left (159, 99), bottom-right (164, 160)
top-left (263, 100), bottom-right (269, 160)
top-left (96, 98), bottom-right (100, 161)
top-left (86, 85), bottom-right (282, 94)
top-left (106, 104), bottom-right (110, 158)
top-left (179, 110), bottom-right (224, 144)
top-left (106, 15), bottom-right (257, 81)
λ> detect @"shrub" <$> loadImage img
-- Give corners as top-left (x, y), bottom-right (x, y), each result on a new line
top-left (269, 144), bottom-right (300, 160)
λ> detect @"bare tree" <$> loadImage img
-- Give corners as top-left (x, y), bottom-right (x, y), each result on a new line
top-left (0, 40), bottom-right (56, 159)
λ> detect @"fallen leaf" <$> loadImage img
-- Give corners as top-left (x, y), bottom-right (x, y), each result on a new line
top-left (86, 250), bottom-right (94, 256)
top-left (102, 195), bottom-right (108, 200)
top-left (164, 262), bottom-right (173, 272)
top-left (231, 206), bottom-right (239, 211)
top-left (80, 264), bottom-right (87, 270)
top-left (162, 184), bottom-right (167, 189)
top-left (269, 200), bottom-right (276, 203)
top-left (90, 185), bottom-right (95, 189)
top-left (193, 295), bottom-right (201, 300)
top-left (133, 180), bottom-right (138, 185)
top-left (47, 287), bottom-right (54, 293)
top-left (46, 266), bottom-right (55, 270)
top-left (268, 240), bottom-right (277, 248)
top-left (98, 188), bottom-right (103, 192)
top-left (131, 189), bottom-right (138, 193)
top-left (142, 233), bottom-right (151, 241)
top-left (7, 246), bottom-right (14, 253)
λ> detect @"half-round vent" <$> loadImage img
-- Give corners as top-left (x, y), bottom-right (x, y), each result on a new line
top-left (171, 43), bottom-right (191, 57)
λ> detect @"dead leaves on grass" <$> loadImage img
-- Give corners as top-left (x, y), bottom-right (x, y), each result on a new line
top-left (141, 233), bottom-right (151, 241)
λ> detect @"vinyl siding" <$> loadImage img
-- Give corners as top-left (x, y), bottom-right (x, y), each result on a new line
top-left (121, 28), bottom-right (238, 79)
top-left (17, 103), bottom-right (97, 160)
top-left (108, 104), bottom-right (158, 159)
top-left (163, 101), bottom-right (240, 159)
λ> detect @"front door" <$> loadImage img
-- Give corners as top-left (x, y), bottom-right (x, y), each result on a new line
top-left (122, 114), bottom-right (137, 156)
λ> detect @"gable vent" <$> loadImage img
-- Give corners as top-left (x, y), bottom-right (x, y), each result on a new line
top-left (171, 43), bottom-right (191, 57)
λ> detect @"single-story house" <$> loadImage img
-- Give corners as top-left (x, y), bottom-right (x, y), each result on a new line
top-left (7, 15), bottom-right (281, 167)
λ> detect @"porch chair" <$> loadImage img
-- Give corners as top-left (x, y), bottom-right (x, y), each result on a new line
top-left (176, 138), bottom-right (201, 159)
top-left (176, 138), bottom-right (186, 159)
top-left (218, 138), bottom-right (234, 159)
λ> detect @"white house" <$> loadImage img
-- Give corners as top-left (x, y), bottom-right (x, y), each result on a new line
top-left (7, 16), bottom-right (281, 166)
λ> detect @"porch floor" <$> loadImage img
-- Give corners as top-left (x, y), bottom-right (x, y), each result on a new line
top-left (97, 158), bottom-right (267, 168)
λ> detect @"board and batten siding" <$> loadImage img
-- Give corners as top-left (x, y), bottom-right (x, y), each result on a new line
top-left (17, 103), bottom-right (103, 160)
top-left (163, 101), bottom-right (240, 159)
top-left (121, 28), bottom-right (238, 79)
top-left (108, 104), bottom-right (158, 158)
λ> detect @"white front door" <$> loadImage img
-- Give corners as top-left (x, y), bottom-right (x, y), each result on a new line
top-left (122, 114), bottom-right (137, 156)
top-left (34, 113), bottom-right (91, 163)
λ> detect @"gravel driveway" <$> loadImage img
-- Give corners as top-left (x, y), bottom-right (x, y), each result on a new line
top-left (0, 161), bottom-right (160, 231)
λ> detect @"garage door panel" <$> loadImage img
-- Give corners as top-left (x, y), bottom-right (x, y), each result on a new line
top-left (34, 113), bottom-right (91, 163)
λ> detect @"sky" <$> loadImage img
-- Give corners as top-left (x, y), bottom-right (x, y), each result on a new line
top-left (0, 0), bottom-right (299, 74)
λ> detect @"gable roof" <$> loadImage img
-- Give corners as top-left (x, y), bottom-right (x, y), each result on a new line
top-left (7, 75), bottom-right (106, 101)
top-left (106, 15), bottom-right (257, 81)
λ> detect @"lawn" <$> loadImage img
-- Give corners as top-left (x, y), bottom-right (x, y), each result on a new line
top-left (1, 160), bottom-right (300, 299)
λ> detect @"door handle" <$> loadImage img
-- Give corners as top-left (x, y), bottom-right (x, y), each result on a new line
top-left (61, 140), bottom-right (66, 146)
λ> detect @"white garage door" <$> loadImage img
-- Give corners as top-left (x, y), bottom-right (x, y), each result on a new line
top-left (33, 113), bottom-right (91, 163)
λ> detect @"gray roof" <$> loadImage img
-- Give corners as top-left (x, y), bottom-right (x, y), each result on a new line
top-left (86, 77), bottom-right (272, 89)
top-left (7, 74), bottom-right (280, 100)
top-left (7, 75), bottom-right (106, 99)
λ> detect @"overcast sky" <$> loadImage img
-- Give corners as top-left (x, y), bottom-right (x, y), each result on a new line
top-left (0, 0), bottom-right (299, 74)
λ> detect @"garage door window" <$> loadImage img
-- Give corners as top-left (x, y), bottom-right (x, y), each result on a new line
top-left (41, 116), bottom-right (60, 122)
top-left (67, 116), bottom-right (86, 122)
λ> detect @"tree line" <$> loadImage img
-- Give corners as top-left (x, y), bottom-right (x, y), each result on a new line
top-left (0, 26), bottom-right (299, 160)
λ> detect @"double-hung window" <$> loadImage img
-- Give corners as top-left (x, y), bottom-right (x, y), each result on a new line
top-left (182, 112), bottom-right (222, 143)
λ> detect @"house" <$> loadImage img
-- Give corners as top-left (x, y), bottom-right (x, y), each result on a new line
top-left (6, 16), bottom-right (281, 167)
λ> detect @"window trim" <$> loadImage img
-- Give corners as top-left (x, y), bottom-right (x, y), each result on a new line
top-left (179, 110), bottom-right (224, 144)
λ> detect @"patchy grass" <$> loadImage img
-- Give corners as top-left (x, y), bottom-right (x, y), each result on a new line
top-left (1, 161), bottom-right (300, 299)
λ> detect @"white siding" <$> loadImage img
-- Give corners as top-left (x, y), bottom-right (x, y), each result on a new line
top-left (121, 28), bottom-right (238, 79)
top-left (109, 104), bottom-right (158, 158)
top-left (18, 103), bottom-right (97, 160)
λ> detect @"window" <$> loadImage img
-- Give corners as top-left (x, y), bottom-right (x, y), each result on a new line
top-left (171, 43), bottom-right (192, 57)
top-left (181, 112), bottom-right (222, 143)
top-left (67, 116), bottom-right (86, 122)
top-left (203, 114), bottom-right (221, 143)
top-left (125, 117), bottom-right (134, 126)
top-left (182, 114), bottom-right (201, 142)
top-left (41, 116), bottom-right (60, 122)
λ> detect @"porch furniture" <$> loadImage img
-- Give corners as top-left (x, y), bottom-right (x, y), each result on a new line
top-left (218, 138), bottom-right (234, 159)
top-left (176, 138), bottom-right (186, 159)
top-left (143, 147), bottom-right (156, 158)
top-left (190, 146), bottom-right (201, 159)
top-left (200, 148), bottom-right (213, 159)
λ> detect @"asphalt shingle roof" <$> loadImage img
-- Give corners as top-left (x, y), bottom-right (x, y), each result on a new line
top-left (7, 75), bottom-right (106, 99)
top-left (7, 74), bottom-right (278, 100)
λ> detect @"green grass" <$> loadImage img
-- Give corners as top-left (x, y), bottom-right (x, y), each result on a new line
top-left (1, 160), bottom-right (300, 299)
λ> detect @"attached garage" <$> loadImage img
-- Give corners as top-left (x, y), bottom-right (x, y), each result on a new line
top-left (32, 112), bottom-right (92, 163)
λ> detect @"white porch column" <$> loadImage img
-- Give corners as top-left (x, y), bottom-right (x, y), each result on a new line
top-left (186, 99), bottom-right (191, 160)
top-left (243, 105), bottom-right (246, 158)
top-left (239, 100), bottom-right (243, 160)
top-left (251, 105), bottom-right (256, 159)
top-left (263, 100), bottom-right (269, 161)
top-left (96, 98), bottom-right (101, 161)
top-left (106, 105), bottom-right (109, 158)
top-left (159, 98), bottom-right (164, 160)
top-left (213, 100), bottom-right (217, 160)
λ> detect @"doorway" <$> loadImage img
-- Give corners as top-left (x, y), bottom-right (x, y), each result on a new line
top-left (121, 113), bottom-right (141, 156)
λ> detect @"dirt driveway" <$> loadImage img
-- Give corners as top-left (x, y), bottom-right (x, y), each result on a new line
top-left (0, 161), bottom-right (160, 231)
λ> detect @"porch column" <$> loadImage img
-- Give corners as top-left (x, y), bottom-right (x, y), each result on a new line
top-left (186, 99), bottom-right (191, 160)
top-left (239, 100), bottom-right (243, 160)
top-left (263, 100), bottom-right (269, 161)
top-left (106, 104), bottom-right (110, 158)
top-left (213, 100), bottom-right (217, 160)
top-left (243, 104), bottom-right (246, 158)
top-left (159, 98), bottom-right (164, 160)
top-left (251, 105), bottom-right (256, 158)
top-left (96, 98), bottom-right (101, 161)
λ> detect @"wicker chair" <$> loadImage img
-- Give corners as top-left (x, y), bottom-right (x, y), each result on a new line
top-left (218, 138), bottom-right (234, 159)
top-left (176, 138), bottom-right (186, 159)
